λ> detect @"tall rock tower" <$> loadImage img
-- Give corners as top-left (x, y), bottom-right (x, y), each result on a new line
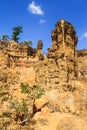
top-left (36, 19), bottom-right (78, 90)
top-left (47, 19), bottom-right (78, 89)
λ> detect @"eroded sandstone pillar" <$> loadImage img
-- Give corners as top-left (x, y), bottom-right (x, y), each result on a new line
top-left (47, 19), bottom-right (78, 89)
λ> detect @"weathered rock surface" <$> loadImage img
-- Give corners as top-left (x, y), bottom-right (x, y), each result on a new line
top-left (30, 112), bottom-right (87, 130)
top-left (56, 116), bottom-right (87, 130)
top-left (34, 96), bottom-right (49, 111)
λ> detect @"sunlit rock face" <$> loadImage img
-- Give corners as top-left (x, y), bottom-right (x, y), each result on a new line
top-left (0, 19), bottom-right (87, 88)
top-left (37, 19), bottom-right (79, 89)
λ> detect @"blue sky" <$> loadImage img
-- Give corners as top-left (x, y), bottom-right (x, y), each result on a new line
top-left (0, 0), bottom-right (87, 53)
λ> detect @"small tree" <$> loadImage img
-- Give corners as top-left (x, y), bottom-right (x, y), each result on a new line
top-left (2, 35), bottom-right (9, 41)
top-left (23, 40), bottom-right (32, 46)
top-left (12, 25), bottom-right (23, 42)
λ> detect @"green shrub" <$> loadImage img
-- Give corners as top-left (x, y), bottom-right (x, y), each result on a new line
top-left (9, 100), bottom-right (29, 123)
top-left (33, 85), bottom-right (45, 99)
top-left (2, 112), bottom-right (12, 118)
top-left (20, 84), bottom-right (45, 98)
top-left (20, 84), bottom-right (31, 94)
top-left (10, 100), bottom-right (28, 113)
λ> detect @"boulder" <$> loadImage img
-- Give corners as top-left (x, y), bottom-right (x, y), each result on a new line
top-left (34, 96), bottom-right (49, 112)
top-left (45, 89), bottom-right (86, 114)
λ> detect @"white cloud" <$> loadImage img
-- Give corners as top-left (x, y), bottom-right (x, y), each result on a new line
top-left (28, 1), bottom-right (44, 15)
top-left (39, 19), bottom-right (45, 24)
top-left (79, 32), bottom-right (87, 40)
top-left (83, 32), bottom-right (87, 38)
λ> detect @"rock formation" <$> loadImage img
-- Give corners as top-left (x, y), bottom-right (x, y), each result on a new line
top-left (36, 19), bottom-right (78, 90)
top-left (0, 19), bottom-right (87, 88)
top-left (0, 19), bottom-right (87, 130)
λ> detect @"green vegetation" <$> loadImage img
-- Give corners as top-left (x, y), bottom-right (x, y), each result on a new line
top-left (20, 84), bottom-right (45, 99)
top-left (1, 25), bottom-right (32, 44)
top-left (0, 112), bottom-right (12, 118)
top-left (10, 100), bottom-right (28, 113)
top-left (23, 40), bottom-right (32, 46)
top-left (9, 99), bottom-right (29, 123)
top-left (21, 84), bottom-right (31, 94)
top-left (1, 35), bottom-right (9, 41)
top-left (33, 85), bottom-right (45, 99)
top-left (12, 25), bottom-right (23, 42)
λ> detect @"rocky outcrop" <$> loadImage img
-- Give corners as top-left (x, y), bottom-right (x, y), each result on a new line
top-left (0, 19), bottom-right (87, 130)
top-left (36, 19), bottom-right (79, 89)
top-left (0, 19), bottom-right (87, 88)
top-left (30, 111), bottom-right (87, 130)
top-left (34, 95), bottom-right (49, 112)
